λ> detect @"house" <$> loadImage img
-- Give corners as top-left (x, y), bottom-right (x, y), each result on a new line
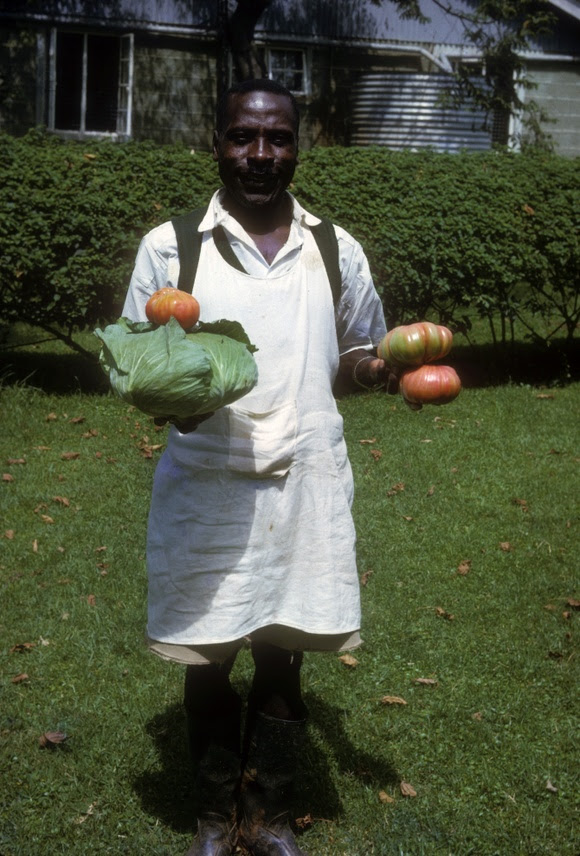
top-left (1, 0), bottom-right (578, 155)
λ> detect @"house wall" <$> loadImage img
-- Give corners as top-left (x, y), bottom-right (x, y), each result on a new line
top-left (131, 33), bottom-right (216, 147)
top-left (0, 27), bottom-right (39, 134)
top-left (522, 61), bottom-right (580, 156)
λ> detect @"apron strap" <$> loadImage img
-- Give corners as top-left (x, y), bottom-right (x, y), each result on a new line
top-left (172, 206), bottom-right (341, 306)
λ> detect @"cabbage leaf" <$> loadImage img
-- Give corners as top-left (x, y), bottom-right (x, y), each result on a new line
top-left (95, 316), bottom-right (258, 418)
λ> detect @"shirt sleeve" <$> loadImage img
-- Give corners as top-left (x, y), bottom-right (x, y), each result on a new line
top-left (334, 225), bottom-right (387, 355)
top-left (121, 222), bottom-right (181, 322)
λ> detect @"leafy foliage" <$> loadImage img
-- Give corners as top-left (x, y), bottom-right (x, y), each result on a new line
top-left (0, 131), bottom-right (578, 354)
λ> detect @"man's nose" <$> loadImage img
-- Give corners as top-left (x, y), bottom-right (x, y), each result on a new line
top-left (248, 136), bottom-right (273, 161)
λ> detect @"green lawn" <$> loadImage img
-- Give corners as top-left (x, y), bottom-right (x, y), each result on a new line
top-left (0, 338), bottom-right (578, 855)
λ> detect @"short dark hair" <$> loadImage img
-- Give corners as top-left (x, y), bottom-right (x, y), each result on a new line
top-left (215, 78), bottom-right (300, 135)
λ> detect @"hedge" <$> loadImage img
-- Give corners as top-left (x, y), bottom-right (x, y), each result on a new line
top-left (1, 130), bottom-right (578, 349)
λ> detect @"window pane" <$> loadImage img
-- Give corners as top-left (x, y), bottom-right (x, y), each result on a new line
top-left (55, 32), bottom-right (83, 130)
top-left (270, 49), bottom-right (304, 93)
top-left (86, 35), bottom-right (120, 132)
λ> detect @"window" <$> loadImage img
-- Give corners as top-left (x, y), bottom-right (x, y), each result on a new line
top-left (49, 30), bottom-right (133, 137)
top-left (266, 47), bottom-right (308, 95)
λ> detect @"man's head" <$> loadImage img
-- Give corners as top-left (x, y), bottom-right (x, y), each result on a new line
top-left (213, 78), bottom-right (299, 213)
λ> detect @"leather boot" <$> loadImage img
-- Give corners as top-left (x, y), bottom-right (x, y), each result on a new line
top-left (238, 712), bottom-right (308, 856)
top-left (185, 697), bottom-right (242, 856)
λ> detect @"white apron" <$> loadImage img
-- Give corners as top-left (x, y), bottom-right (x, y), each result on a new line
top-left (146, 229), bottom-right (360, 645)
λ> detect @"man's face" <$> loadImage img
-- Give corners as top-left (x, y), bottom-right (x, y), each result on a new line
top-left (213, 90), bottom-right (298, 211)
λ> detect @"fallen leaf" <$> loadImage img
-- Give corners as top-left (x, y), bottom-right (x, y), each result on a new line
top-left (370, 449), bottom-right (382, 461)
top-left (4, 530), bottom-right (15, 539)
top-left (87, 594), bottom-right (97, 606)
top-left (499, 542), bottom-right (513, 552)
top-left (359, 438), bottom-right (377, 445)
top-left (61, 452), bottom-right (80, 461)
top-left (435, 606), bottom-right (455, 620)
top-left (522, 203), bottom-right (535, 215)
top-left (543, 604), bottom-right (556, 611)
top-left (426, 485), bottom-right (436, 496)
top-left (402, 515), bottom-right (414, 521)
top-left (361, 569), bottom-right (374, 586)
top-left (420, 438), bottom-right (433, 443)
top-left (74, 803), bottom-right (96, 824)
top-left (536, 393), bottom-right (554, 400)
top-left (566, 598), bottom-right (580, 610)
top-left (10, 642), bottom-right (36, 653)
top-left (386, 482), bottom-right (405, 496)
top-left (378, 790), bottom-right (395, 804)
top-left (40, 515), bottom-right (54, 524)
top-left (295, 814), bottom-right (313, 829)
top-left (39, 730), bottom-right (68, 748)
top-left (400, 781), bottom-right (417, 797)
top-left (46, 413), bottom-right (58, 421)
top-left (457, 559), bottom-right (471, 575)
top-left (381, 695), bottom-right (407, 706)
top-left (472, 711), bottom-right (483, 721)
top-left (512, 497), bottom-right (529, 512)
top-left (11, 673), bottom-right (29, 684)
top-left (2, 473), bottom-right (15, 482)
top-left (6, 458), bottom-right (26, 465)
top-left (339, 654), bottom-right (359, 668)
top-left (95, 545), bottom-right (107, 553)
top-left (546, 780), bottom-right (558, 793)
top-left (69, 416), bottom-right (86, 424)
top-left (414, 677), bottom-right (438, 686)
top-left (81, 429), bottom-right (99, 439)
top-left (32, 539), bottom-right (38, 553)
top-left (53, 496), bottom-right (70, 507)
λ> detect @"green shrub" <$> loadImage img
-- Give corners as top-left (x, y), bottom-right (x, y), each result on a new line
top-left (0, 131), bottom-right (578, 350)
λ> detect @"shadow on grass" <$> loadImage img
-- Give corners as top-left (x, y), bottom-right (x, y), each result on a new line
top-left (0, 349), bottom-right (109, 395)
top-left (133, 693), bottom-right (399, 836)
top-left (0, 338), bottom-right (578, 397)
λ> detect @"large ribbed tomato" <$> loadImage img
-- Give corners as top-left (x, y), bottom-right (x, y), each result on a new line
top-left (145, 287), bottom-right (200, 330)
top-left (378, 322), bottom-right (453, 368)
top-left (400, 364), bottom-right (461, 405)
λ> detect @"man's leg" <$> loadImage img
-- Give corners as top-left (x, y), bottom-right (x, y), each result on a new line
top-left (239, 642), bottom-right (308, 856)
top-left (184, 653), bottom-right (242, 856)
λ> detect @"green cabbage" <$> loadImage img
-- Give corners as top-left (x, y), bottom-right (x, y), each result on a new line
top-left (94, 316), bottom-right (258, 418)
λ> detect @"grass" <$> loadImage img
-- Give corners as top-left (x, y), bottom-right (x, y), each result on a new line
top-left (0, 331), bottom-right (578, 856)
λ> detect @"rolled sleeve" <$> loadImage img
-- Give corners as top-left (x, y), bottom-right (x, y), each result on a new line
top-left (335, 226), bottom-right (387, 355)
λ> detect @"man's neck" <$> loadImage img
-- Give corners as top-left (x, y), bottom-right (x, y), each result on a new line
top-left (222, 192), bottom-right (293, 237)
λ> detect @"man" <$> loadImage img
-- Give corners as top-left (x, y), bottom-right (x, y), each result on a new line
top-left (123, 78), bottom-right (398, 856)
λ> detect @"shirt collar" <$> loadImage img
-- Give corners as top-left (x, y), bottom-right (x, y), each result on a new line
top-left (197, 189), bottom-right (322, 233)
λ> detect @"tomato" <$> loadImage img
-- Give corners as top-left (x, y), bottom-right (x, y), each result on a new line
top-left (378, 322), bottom-right (453, 368)
top-left (400, 364), bottom-right (461, 405)
top-left (145, 287), bottom-right (200, 330)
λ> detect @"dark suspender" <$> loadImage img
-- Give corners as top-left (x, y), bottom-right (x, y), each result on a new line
top-left (171, 205), bottom-right (342, 306)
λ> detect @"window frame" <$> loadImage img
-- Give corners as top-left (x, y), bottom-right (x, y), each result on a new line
top-left (48, 28), bottom-right (134, 139)
top-left (265, 45), bottom-right (310, 96)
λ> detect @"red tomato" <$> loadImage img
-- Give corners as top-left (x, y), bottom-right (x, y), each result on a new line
top-left (400, 364), bottom-right (461, 405)
top-left (145, 287), bottom-right (200, 330)
top-left (378, 322), bottom-right (453, 368)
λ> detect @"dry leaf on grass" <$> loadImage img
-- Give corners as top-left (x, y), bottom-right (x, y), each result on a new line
top-left (381, 695), bottom-right (407, 706)
top-left (4, 529), bottom-right (15, 539)
top-left (400, 781), bottom-right (417, 797)
top-left (370, 449), bottom-right (382, 461)
top-left (295, 814), bottom-right (313, 829)
top-left (435, 606), bottom-right (454, 620)
top-left (378, 790), bottom-right (395, 804)
top-left (414, 677), bottom-right (438, 686)
top-left (61, 452), bottom-right (80, 461)
top-left (359, 438), bottom-right (377, 445)
top-left (566, 598), bottom-right (580, 610)
top-left (457, 559), bottom-right (471, 575)
top-left (386, 482), bottom-right (405, 496)
top-left (361, 569), bottom-right (374, 586)
top-left (10, 642), bottom-right (36, 653)
top-left (2, 473), bottom-right (15, 482)
top-left (39, 731), bottom-right (68, 748)
top-left (12, 673), bottom-right (29, 684)
top-left (6, 458), bottom-right (26, 465)
top-left (546, 780), bottom-right (558, 793)
top-left (499, 542), bottom-right (513, 552)
top-left (339, 654), bottom-right (359, 668)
